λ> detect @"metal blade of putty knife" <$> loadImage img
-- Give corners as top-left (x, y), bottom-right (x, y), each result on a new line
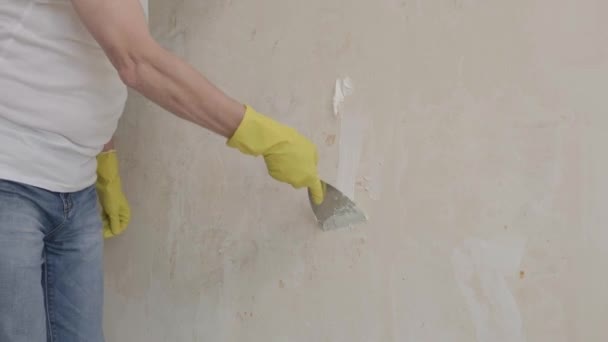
top-left (308, 181), bottom-right (367, 231)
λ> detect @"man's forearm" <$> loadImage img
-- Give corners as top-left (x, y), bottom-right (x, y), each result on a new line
top-left (125, 42), bottom-right (245, 138)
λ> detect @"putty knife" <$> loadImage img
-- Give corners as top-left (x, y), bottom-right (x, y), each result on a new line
top-left (308, 181), bottom-right (367, 231)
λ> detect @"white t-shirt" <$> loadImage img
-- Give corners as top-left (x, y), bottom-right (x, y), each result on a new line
top-left (0, 0), bottom-right (128, 192)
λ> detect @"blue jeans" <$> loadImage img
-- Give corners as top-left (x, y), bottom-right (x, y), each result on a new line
top-left (0, 180), bottom-right (104, 342)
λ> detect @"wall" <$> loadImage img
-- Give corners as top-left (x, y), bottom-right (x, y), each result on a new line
top-left (104, 0), bottom-right (608, 341)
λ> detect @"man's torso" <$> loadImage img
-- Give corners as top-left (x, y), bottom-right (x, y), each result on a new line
top-left (0, 0), bottom-right (128, 191)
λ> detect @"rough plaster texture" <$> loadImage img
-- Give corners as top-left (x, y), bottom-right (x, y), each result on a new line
top-left (104, 0), bottom-right (608, 341)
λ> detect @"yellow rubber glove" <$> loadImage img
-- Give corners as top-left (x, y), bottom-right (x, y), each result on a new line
top-left (96, 151), bottom-right (131, 239)
top-left (227, 105), bottom-right (325, 204)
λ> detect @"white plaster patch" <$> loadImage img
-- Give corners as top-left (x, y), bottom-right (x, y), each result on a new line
top-left (333, 77), bottom-right (354, 117)
top-left (452, 237), bottom-right (527, 342)
top-left (336, 114), bottom-right (366, 200)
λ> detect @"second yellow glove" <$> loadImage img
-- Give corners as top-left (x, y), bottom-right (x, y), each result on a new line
top-left (96, 151), bottom-right (131, 238)
top-left (227, 105), bottom-right (324, 204)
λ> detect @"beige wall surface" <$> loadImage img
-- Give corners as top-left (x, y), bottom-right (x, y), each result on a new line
top-left (104, 0), bottom-right (608, 341)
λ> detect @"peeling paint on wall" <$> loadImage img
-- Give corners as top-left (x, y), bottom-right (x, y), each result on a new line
top-left (333, 77), bottom-right (354, 117)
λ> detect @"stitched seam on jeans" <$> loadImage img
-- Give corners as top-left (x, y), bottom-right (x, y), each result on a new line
top-left (46, 194), bottom-right (70, 238)
top-left (45, 220), bottom-right (67, 239)
top-left (62, 194), bottom-right (69, 219)
top-left (44, 259), bottom-right (55, 342)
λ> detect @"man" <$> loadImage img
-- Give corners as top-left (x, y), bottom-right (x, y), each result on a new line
top-left (0, 0), bottom-right (324, 341)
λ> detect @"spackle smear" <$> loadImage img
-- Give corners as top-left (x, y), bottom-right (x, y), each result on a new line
top-left (333, 77), bottom-right (354, 117)
top-left (452, 237), bottom-right (527, 342)
top-left (336, 114), bottom-right (365, 200)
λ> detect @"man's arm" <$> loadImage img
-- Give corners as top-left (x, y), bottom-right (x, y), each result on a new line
top-left (70, 0), bottom-right (244, 138)
top-left (73, 0), bottom-right (325, 203)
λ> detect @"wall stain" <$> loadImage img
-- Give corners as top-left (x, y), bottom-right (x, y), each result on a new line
top-left (336, 32), bottom-right (352, 56)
